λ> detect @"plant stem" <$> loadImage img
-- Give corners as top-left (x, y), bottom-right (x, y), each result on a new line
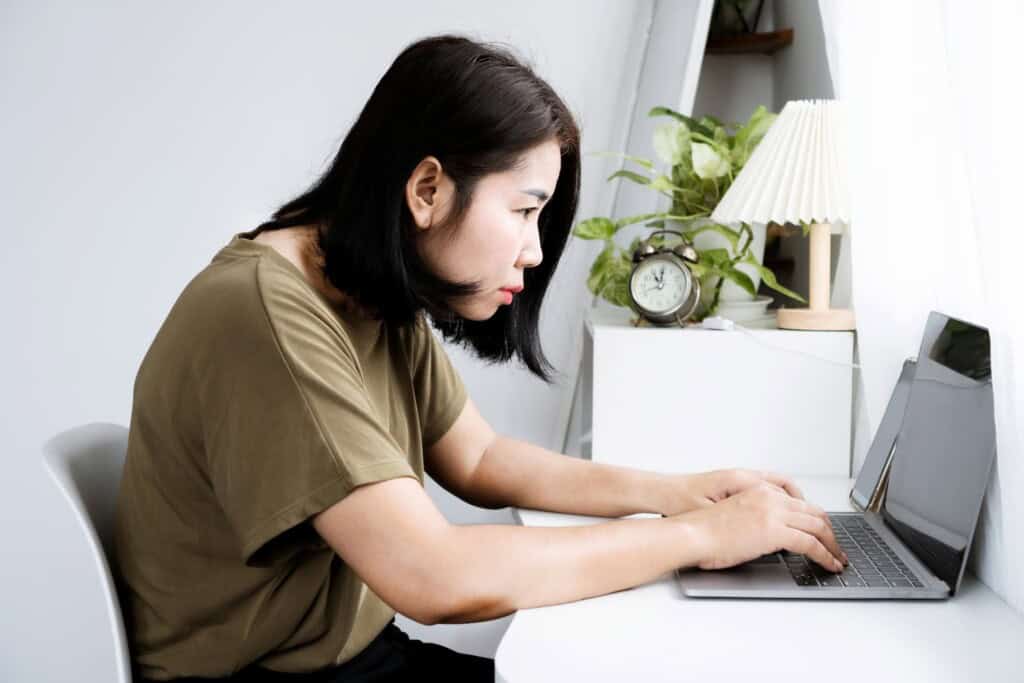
top-left (708, 276), bottom-right (725, 316)
top-left (737, 222), bottom-right (752, 257)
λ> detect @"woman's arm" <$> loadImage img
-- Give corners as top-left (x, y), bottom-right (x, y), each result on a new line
top-left (424, 398), bottom-right (678, 518)
top-left (312, 476), bottom-right (703, 625)
top-left (463, 434), bottom-right (680, 517)
top-left (313, 475), bottom-right (845, 625)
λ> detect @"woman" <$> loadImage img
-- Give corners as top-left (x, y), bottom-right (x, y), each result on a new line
top-left (114, 34), bottom-right (847, 682)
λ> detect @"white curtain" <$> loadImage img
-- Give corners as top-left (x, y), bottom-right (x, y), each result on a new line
top-left (820, 0), bottom-right (1023, 614)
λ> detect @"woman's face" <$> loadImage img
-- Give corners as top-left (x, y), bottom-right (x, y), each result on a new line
top-left (412, 139), bottom-right (561, 321)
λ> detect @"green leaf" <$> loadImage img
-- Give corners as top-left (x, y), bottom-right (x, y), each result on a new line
top-left (760, 272), bottom-right (806, 303)
top-left (653, 122), bottom-right (681, 165)
top-left (652, 120), bottom-right (692, 167)
top-left (674, 143), bottom-right (695, 178)
top-left (662, 213), bottom-right (707, 223)
top-left (573, 217), bottom-right (616, 240)
top-left (684, 223), bottom-right (741, 253)
top-left (699, 248), bottom-right (732, 267)
top-left (650, 175), bottom-right (685, 194)
top-left (586, 241), bottom-right (617, 295)
top-left (604, 277), bottom-right (633, 308)
top-left (740, 252), bottom-right (808, 303)
top-left (648, 106), bottom-right (715, 138)
top-left (614, 214), bottom-right (706, 237)
top-left (699, 114), bottom-right (726, 130)
top-left (732, 106), bottom-right (776, 168)
top-left (721, 266), bottom-right (757, 296)
top-left (607, 169), bottom-right (652, 186)
top-left (713, 125), bottom-right (729, 149)
top-left (590, 151), bottom-right (655, 170)
top-left (614, 211), bottom-right (699, 230)
top-left (687, 261), bottom-right (709, 279)
top-left (587, 242), bottom-right (637, 307)
top-left (673, 187), bottom-right (706, 210)
top-left (613, 212), bottom-right (663, 229)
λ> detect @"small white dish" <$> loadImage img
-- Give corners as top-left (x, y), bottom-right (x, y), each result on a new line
top-left (715, 295), bottom-right (773, 322)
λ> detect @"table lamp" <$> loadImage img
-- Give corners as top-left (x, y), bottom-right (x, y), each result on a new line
top-left (711, 99), bottom-right (855, 330)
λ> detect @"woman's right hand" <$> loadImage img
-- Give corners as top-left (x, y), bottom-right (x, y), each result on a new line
top-left (682, 481), bottom-right (849, 572)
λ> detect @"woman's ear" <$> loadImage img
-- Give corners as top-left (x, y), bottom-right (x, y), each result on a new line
top-left (405, 156), bottom-right (452, 231)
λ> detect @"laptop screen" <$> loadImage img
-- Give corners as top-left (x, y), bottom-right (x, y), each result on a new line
top-left (880, 312), bottom-right (996, 593)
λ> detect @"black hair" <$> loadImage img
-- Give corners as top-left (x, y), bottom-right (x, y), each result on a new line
top-left (252, 34), bottom-right (581, 384)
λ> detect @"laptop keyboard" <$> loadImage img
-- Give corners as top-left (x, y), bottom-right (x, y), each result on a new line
top-left (782, 515), bottom-right (924, 588)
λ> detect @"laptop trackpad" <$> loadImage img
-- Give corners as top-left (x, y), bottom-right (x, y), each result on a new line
top-left (677, 553), bottom-right (795, 595)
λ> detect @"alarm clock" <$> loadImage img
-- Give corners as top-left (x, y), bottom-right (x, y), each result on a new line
top-left (628, 229), bottom-right (701, 326)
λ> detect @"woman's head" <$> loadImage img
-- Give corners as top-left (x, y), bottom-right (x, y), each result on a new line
top-left (257, 34), bottom-right (581, 383)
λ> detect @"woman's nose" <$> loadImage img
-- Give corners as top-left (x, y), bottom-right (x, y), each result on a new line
top-left (517, 224), bottom-right (543, 269)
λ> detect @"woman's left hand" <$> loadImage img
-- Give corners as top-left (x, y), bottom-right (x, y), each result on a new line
top-left (657, 468), bottom-right (805, 517)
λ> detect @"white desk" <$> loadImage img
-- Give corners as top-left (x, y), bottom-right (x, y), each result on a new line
top-left (495, 477), bottom-right (1024, 683)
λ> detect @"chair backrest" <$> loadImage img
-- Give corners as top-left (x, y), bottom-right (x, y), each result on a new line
top-left (42, 422), bottom-right (133, 683)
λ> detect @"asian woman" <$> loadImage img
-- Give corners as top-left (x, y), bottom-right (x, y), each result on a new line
top-left (115, 33), bottom-right (846, 683)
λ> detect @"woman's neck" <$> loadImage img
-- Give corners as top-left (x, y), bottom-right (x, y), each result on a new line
top-left (253, 225), bottom-right (378, 319)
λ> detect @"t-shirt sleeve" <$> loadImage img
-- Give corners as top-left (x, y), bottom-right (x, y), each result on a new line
top-left (409, 314), bottom-right (468, 448)
top-left (199, 261), bottom-right (417, 566)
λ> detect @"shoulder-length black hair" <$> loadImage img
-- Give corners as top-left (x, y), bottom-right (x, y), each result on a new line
top-left (252, 34), bottom-right (580, 384)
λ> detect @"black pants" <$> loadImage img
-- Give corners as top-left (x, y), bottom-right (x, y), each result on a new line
top-left (148, 620), bottom-right (494, 682)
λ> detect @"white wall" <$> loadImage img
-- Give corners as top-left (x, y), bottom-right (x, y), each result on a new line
top-left (0, 2), bottom-right (650, 679)
top-left (693, 53), bottom-right (775, 122)
top-left (691, 3), bottom-right (776, 136)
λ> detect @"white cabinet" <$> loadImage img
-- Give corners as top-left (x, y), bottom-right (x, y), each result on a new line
top-left (575, 307), bottom-right (854, 477)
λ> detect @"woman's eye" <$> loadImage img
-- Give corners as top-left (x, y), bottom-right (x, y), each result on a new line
top-left (518, 207), bottom-right (538, 219)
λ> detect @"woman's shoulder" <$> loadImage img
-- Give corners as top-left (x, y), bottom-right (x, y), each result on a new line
top-left (174, 231), bottom-right (433, 368)
top-left (141, 234), bottom-right (340, 369)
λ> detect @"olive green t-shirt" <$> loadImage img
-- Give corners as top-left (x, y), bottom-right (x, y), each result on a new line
top-left (114, 230), bottom-right (467, 680)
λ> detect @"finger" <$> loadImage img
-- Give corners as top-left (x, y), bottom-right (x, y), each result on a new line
top-left (762, 484), bottom-right (835, 535)
top-left (787, 512), bottom-right (847, 568)
top-left (783, 496), bottom-right (836, 533)
top-left (761, 471), bottom-right (804, 500)
top-left (782, 526), bottom-right (844, 573)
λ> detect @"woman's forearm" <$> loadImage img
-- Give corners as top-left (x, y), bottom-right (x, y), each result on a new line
top-left (466, 435), bottom-right (676, 518)
top-left (436, 513), bottom-right (704, 624)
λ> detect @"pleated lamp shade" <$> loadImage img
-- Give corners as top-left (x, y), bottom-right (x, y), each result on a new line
top-left (711, 99), bottom-right (855, 331)
top-left (711, 99), bottom-right (850, 226)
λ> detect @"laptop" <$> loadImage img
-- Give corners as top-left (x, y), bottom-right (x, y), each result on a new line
top-left (676, 311), bottom-right (996, 599)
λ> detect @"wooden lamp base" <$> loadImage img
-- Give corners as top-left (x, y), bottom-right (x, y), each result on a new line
top-left (775, 221), bottom-right (856, 331)
top-left (777, 307), bottom-right (855, 330)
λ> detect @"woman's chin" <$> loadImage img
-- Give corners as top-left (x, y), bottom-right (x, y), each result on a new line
top-left (455, 301), bottom-right (501, 322)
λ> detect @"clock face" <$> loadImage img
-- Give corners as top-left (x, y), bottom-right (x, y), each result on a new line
top-left (630, 257), bottom-right (691, 314)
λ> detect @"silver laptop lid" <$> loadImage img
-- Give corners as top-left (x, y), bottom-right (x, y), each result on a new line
top-left (881, 311), bottom-right (996, 594)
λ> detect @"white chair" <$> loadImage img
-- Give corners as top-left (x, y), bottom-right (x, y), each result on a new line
top-left (42, 422), bottom-right (133, 683)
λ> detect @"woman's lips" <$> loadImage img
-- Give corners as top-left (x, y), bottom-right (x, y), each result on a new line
top-left (499, 285), bottom-right (522, 304)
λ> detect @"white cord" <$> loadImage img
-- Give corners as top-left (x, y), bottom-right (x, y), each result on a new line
top-left (696, 316), bottom-right (862, 370)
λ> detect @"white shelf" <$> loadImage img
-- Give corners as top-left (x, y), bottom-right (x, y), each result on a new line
top-left (575, 306), bottom-right (855, 477)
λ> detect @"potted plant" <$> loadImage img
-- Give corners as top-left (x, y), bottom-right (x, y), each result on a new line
top-left (573, 105), bottom-right (806, 322)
